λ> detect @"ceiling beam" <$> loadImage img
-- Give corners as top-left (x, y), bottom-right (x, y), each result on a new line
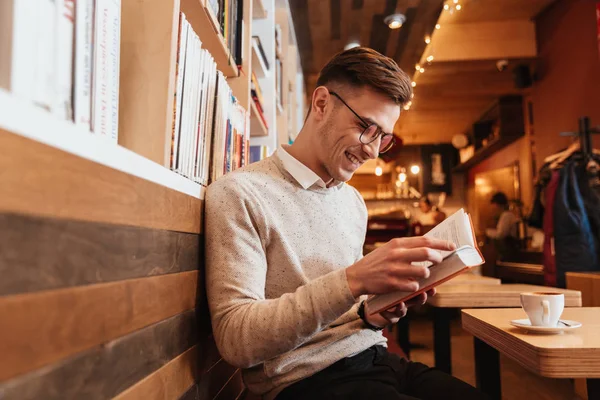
top-left (425, 20), bottom-right (537, 62)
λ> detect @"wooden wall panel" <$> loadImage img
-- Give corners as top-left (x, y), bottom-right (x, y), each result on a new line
top-left (0, 213), bottom-right (200, 295)
top-left (0, 271), bottom-right (199, 381)
top-left (0, 310), bottom-right (197, 400)
top-left (114, 345), bottom-right (199, 400)
top-left (0, 132), bottom-right (202, 234)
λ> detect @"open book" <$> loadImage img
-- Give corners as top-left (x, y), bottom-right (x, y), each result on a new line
top-left (366, 208), bottom-right (484, 315)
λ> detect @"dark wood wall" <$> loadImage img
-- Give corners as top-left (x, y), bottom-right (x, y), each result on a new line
top-left (0, 132), bottom-right (243, 399)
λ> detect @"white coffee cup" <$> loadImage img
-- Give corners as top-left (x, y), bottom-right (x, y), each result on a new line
top-left (520, 292), bottom-right (565, 327)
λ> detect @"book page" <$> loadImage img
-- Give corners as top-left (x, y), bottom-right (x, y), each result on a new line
top-left (422, 208), bottom-right (474, 260)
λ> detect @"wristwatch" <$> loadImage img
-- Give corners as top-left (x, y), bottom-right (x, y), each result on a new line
top-left (357, 300), bottom-right (384, 331)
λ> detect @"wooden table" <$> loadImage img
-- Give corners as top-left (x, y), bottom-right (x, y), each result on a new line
top-left (439, 274), bottom-right (501, 286)
top-left (428, 284), bottom-right (581, 374)
top-left (462, 308), bottom-right (600, 400)
top-left (397, 274), bottom-right (500, 359)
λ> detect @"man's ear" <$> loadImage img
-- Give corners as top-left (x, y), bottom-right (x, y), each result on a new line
top-left (310, 86), bottom-right (330, 121)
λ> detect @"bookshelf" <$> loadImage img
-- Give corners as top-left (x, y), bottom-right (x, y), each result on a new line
top-left (252, 39), bottom-right (270, 78)
top-left (253, 0), bottom-right (268, 19)
top-left (0, 0), bottom-right (304, 397)
top-left (250, 100), bottom-right (269, 137)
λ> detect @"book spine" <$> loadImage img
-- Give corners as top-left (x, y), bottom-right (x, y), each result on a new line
top-left (170, 13), bottom-right (188, 171)
top-left (73, 0), bottom-right (94, 128)
top-left (92, 0), bottom-right (110, 137)
top-left (34, 0), bottom-right (57, 111)
top-left (108, 0), bottom-right (120, 141)
top-left (55, 0), bottom-right (75, 121)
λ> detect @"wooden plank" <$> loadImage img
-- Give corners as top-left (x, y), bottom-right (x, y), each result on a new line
top-left (119, 0), bottom-right (180, 166)
top-left (180, 0), bottom-right (239, 78)
top-left (566, 272), bottom-right (600, 307)
top-left (429, 284), bottom-right (581, 308)
top-left (0, 272), bottom-right (200, 381)
top-left (0, 213), bottom-right (200, 296)
top-left (0, 310), bottom-right (198, 399)
top-left (0, 132), bottom-right (202, 234)
top-left (462, 308), bottom-right (600, 379)
top-left (115, 346), bottom-right (198, 400)
top-left (429, 20), bottom-right (537, 62)
top-left (114, 346), bottom-right (199, 400)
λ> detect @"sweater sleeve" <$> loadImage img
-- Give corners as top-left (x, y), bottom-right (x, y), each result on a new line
top-left (205, 177), bottom-right (358, 369)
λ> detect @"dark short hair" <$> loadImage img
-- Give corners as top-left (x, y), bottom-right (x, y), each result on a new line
top-left (420, 196), bottom-right (432, 207)
top-left (491, 192), bottom-right (509, 206)
top-left (316, 47), bottom-right (412, 105)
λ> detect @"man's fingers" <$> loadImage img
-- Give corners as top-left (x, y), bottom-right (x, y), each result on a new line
top-left (389, 237), bottom-right (456, 252)
top-left (406, 292), bottom-right (428, 307)
top-left (380, 302), bottom-right (407, 320)
top-left (390, 247), bottom-right (444, 265)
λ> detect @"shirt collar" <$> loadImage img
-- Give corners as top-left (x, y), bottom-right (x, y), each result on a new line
top-left (277, 145), bottom-right (342, 190)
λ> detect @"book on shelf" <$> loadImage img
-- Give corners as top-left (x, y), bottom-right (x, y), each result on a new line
top-left (1, 0), bottom-right (121, 139)
top-left (55, 0), bottom-right (75, 121)
top-left (249, 145), bottom-right (269, 164)
top-left (251, 36), bottom-right (270, 71)
top-left (169, 13), bottom-right (249, 186)
top-left (92, 0), bottom-right (121, 141)
top-left (73, 0), bottom-right (94, 127)
top-left (366, 208), bottom-right (485, 315)
top-left (207, 0), bottom-right (243, 68)
top-left (250, 72), bottom-right (265, 106)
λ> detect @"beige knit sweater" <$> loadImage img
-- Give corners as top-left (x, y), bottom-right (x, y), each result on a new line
top-left (205, 151), bottom-right (386, 399)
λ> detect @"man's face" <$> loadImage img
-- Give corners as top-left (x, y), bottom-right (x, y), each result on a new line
top-left (315, 87), bottom-right (401, 182)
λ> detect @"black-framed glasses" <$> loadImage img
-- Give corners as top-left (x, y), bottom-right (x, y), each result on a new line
top-left (329, 91), bottom-right (396, 153)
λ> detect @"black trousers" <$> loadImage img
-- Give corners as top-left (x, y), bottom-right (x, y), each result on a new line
top-left (276, 346), bottom-right (489, 400)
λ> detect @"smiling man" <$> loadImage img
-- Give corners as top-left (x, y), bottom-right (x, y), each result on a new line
top-left (205, 47), bottom-right (487, 400)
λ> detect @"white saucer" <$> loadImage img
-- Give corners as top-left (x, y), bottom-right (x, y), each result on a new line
top-left (510, 319), bottom-right (582, 334)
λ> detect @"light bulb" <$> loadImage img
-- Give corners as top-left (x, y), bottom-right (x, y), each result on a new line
top-left (453, 0), bottom-right (458, 3)
top-left (435, 24), bottom-right (441, 30)
top-left (403, 104), bottom-right (410, 111)
top-left (411, 81), bottom-right (417, 87)
top-left (456, 4), bottom-right (461, 10)
top-left (426, 55), bottom-right (434, 62)
top-left (375, 166), bottom-right (383, 176)
top-left (389, 20), bottom-right (402, 29)
top-left (444, 4), bottom-right (449, 10)
top-left (420, 67), bottom-right (425, 73)
top-left (410, 165), bottom-right (420, 175)
top-left (425, 36), bottom-right (431, 44)
top-left (415, 64), bottom-right (421, 70)
top-left (399, 172), bottom-right (407, 182)
top-left (411, 93), bottom-right (415, 98)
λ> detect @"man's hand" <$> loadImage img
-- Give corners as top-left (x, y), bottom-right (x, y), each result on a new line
top-left (364, 289), bottom-right (436, 328)
top-left (346, 236), bottom-right (456, 298)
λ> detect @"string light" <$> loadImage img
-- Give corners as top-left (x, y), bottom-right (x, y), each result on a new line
top-left (435, 24), bottom-right (441, 29)
top-left (426, 55), bottom-right (434, 63)
top-left (411, 81), bottom-right (417, 87)
top-left (420, 67), bottom-right (425, 73)
top-left (444, 0), bottom-right (462, 14)
top-left (425, 35), bottom-right (431, 44)
top-left (415, 64), bottom-right (421, 70)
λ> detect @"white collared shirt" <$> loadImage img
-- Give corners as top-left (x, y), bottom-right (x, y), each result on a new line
top-left (277, 145), bottom-right (343, 190)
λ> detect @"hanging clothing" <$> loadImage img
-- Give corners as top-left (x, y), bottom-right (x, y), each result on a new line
top-left (553, 160), bottom-right (600, 288)
top-left (542, 170), bottom-right (560, 287)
